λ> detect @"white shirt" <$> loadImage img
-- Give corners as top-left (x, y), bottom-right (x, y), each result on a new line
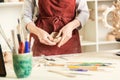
top-left (21, 0), bottom-right (89, 29)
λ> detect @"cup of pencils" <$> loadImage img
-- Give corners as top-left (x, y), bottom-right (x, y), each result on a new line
top-left (12, 52), bottom-right (32, 78)
top-left (11, 19), bottom-right (33, 78)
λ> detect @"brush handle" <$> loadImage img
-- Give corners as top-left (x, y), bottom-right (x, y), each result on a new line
top-left (48, 70), bottom-right (75, 78)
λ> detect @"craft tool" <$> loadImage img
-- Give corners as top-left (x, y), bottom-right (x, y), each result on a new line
top-left (0, 25), bottom-right (13, 51)
top-left (48, 70), bottom-right (76, 78)
top-left (24, 40), bottom-right (30, 53)
top-left (58, 56), bottom-right (68, 61)
top-left (69, 69), bottom-right (88, 72)
top-left (68, 65), bottom-right (98, 71)
top-left (17, 19), bottom-right (25, 54)
top-left (17, 34), bottom-right (21, 45)
top-left (46, 62), bottom-right (64, 66)
top-left (30, 37), bottom-right (34, 51)
top-left (44, 57), bottom-right (55, 61)
top-left (76, 62), bottom-right (112, 66)
top-left (11, 30), bottom-right (19, 54)
top-left (24, 34), bottom-right (30, 53)
top-left (18, 41), bottom-right (24, 53)
top-left (67, 62), bottom-right (112, 67)
top-left (69, 72), bottom-right (91, 76)
top-left (41, 55), bottom-right (55, 61)
top-left (17, 19), bottom-right (21, 45)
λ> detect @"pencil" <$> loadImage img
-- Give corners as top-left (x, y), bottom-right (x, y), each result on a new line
top-left (17, 19), bottom-right (21, 44)
top-left (68, 65), bottom-right (98, 71)
top-left (48, 70), bottom-right (76, 78)
top-left (11, 30), bottom-right (19, 54)
top-left (24, 34), bottom-right (30, 53)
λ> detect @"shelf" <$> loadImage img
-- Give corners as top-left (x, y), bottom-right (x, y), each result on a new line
top-left (98, 41), bottom-right (119, 45)
top-left (87, 0), bottom-right (114, 2)
top-left (81, 40), bottom-right (119, 46)
top-left (98, 49), bottom-right (120, 53)
top-left (0, 2), bottom-right (23, 7)
top-left (87, 0), bottom-right (95, 2)
top-left (98, 0), bottom-right (114, 1)
top-left (81, 41), bottom-right (96, 46)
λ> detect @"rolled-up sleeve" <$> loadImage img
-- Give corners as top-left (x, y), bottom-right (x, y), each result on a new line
top-left (21, 0), bottom-right (35, 28)
top-left (76, 0), bottom-right (89, 27)
top-left (21, 0), bottom-right (35, 34)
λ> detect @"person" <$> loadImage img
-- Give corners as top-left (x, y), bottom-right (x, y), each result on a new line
top-left (21, 0), bottom-right (89, 56)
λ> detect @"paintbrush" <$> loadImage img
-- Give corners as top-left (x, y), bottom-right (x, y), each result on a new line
top-left (48, 70), bottom-right (76, 78)
top-left (0, 24), bottom-right (13, 51)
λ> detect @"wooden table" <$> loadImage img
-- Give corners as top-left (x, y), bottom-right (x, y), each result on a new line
top-left (0, 51), bottom-right (120, 80)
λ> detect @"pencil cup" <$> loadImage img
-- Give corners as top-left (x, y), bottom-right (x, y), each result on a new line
top-left (12, 53), bottom-right (32, 78)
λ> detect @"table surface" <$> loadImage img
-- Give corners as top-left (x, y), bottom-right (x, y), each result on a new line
top-left (0, 51), bottom-right (120, 80)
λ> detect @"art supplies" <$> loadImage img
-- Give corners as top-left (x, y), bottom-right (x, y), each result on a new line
top-left (13, 53), bottom-right (32, 78)
top-left (46, 62), bottom-right (64, 66)
top-left (0, 25), bottom-right (13, 51)
top-left (67, 62), bottom-right (113, 71)
top-left (29, 37), bottom-right (34, 51)
top-left (11, 19), bottom-right (30, 54)
top-left (47, 69), bottom-right (91, 77)
top-left (17, 19), bottom-right (21, 45)
top-left (18, 41), bottom-right (24, 53)
top-left (67, 62), bottom-right (112, 67)
top-left (45, 61), bottom-right (113, 72)
top-left (68, 65), bottom-right (98, 71)
top-left (11, 30), bottom-right (19, 54)
top-left (48, 70), bottom-right (76, 78)
top-left (72, 62), bottom-right (111, 66)
top-left (41, 55), bottom-right (56, 61)
top-left (24, 40), bottom-right (30, 53)
top-left (11, 19), bottom-right (32, 78)
top-left (17, 19), bottom-right (25, 54)
top-left (24, 34), bottom-right (30, 53)
top-left (69, 69), bottom-right (88, 72)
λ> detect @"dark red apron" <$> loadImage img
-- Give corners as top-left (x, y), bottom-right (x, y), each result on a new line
top-left (31, 0), bottom-right (81, 56)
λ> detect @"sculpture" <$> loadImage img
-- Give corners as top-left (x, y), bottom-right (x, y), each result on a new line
top-left (103, 0), bottom-right (120, 41)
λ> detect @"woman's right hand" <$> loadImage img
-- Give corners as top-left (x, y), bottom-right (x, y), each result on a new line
top-left (36, 28), bottom-right (56, 46)
top-left (26, 22), bottom-right (56, 46)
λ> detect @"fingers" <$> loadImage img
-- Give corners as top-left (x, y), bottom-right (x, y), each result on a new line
top-left (48, 35), bottom-right (54, 41)
top-left (57, 35), bottom-right (71, 47)
top-left (53, 37), bottom-right (61, 43)
top-left (37, 31), bottom-right (71, 46)
top-left (50, 32), bottom-right (62, 43)
top-left (40, 37), bottom-right (56, 46)
top-left (56, 31), bottom-right (62, 38)
top-left (37, 30), bottom-right (56, 46)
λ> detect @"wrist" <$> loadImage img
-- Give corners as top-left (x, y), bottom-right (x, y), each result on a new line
top-left (70, 19), bottom-right (81, 30)
top-left (26, 22), bottom-right (40, 35)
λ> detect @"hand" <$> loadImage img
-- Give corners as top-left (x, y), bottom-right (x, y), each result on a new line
top-left (27, 22), bottom-right (56, 46)
top-left (50, 32), bottom-right (62, 43)
top-left (57, 19), bottom-right (81, 47)
top-left (57, 23), bottom-right (74, 47)
top-left (37, 28), bottom-right (56, 45)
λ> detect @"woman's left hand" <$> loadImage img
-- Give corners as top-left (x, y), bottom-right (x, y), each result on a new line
top-left (57, 19), bottom-right (81, 47)
top-left (57, 23), bottom-right (74, 47)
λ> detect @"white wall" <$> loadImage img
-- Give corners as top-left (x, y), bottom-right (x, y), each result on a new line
top-left (0, 2), bottom-right (23, 51)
